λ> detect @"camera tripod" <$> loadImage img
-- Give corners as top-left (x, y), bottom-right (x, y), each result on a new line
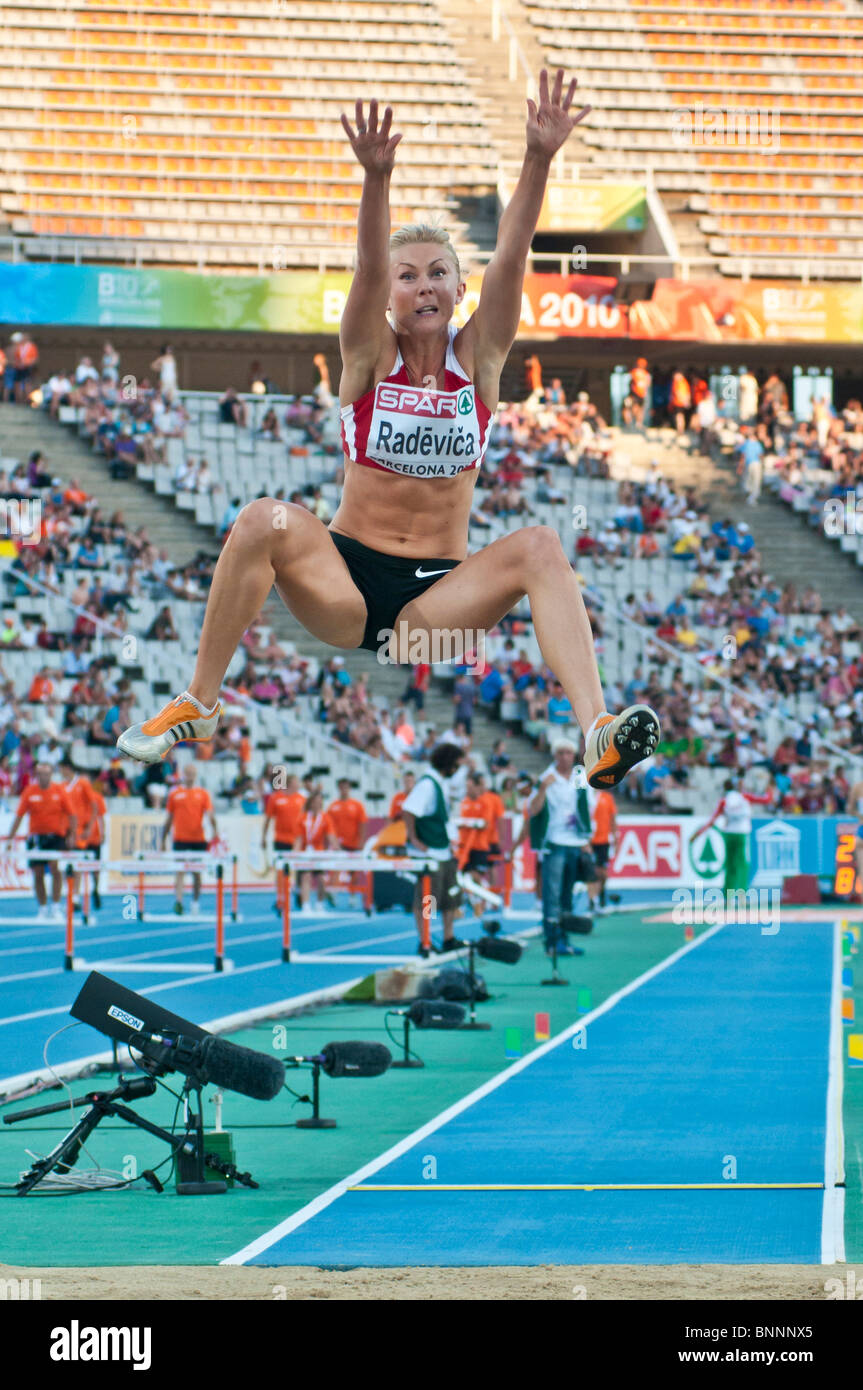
top-left (3, 1072), bottom-right (258, 1195)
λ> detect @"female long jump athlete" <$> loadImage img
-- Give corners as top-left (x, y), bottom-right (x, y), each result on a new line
top-left (118, 70), bottom-right (660, 787)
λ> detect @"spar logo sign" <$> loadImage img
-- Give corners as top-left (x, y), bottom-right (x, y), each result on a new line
top-left (457, 389), bottom-right (472, 415)
top-left (688, 827), bottom-right (725, 881)
top-left (610, 823), bottom-right (682, 879)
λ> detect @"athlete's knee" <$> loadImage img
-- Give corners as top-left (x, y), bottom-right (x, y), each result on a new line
top-left (231, 496), bottom-right (279, 543)
top-left (519, 525), bottom-right (568, 569)
top-left (232, 498), bottom-right (312, 550)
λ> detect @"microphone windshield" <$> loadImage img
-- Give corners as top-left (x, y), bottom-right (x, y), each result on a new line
top-left (477, 935), bottom-right (522, 965)
top-left (197, 1035), bottom-right (286, 1101)
top-left (560, 913), bottom-right (593, 936)
top-left (319, 1042), bottom-right (392, 1078)
top-left (408, 999), bottom-right (466, 1029)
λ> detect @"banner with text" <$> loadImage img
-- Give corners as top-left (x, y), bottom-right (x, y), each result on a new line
top-left (500, 179), bottom-right (647, 233)
top-left (3, 263), bottom-right (862, 344)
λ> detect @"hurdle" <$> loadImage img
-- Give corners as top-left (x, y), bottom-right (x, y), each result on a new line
top-left (20, 851), bottom-right (235, 973)
top-left (104, 854), bottom-right (237, 923)
top-left (273, 849), bottom-right (534, 962)
top-left (275, 852), bottom-right (441, 962)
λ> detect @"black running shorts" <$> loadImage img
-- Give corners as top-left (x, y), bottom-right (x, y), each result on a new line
top-left (173, 840), bottom-right (208, 852)
top-left (328, 530), bottom-right (461, 656)
top-left (28, 832), bottom-right (66, 867)
top-left (466, 848), bottom-right (491, 873)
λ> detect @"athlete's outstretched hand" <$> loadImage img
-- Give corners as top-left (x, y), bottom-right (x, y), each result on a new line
top-left (341, 99), bottom-right (403, 174)
top-left (526, 68), bottom-right (590, 159)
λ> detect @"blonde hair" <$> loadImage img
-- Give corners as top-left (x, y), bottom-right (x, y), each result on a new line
top-left (389, 224), bottom-right (461, 279)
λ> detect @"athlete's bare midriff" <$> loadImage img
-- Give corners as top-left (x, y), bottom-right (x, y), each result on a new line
top-left (329, 322), bottom-right (500, 559)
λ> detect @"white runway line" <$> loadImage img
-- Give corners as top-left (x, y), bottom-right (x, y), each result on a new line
top-left (223, 921), bottom-right (727, 1265)
top-left (822, 918), bottom-right (846, 1265)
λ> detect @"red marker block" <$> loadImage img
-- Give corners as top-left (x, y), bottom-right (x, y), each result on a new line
top-left (535, 1011), bottom-right (550, 1041)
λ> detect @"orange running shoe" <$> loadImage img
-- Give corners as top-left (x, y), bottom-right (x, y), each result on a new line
top-left (584, 705), bottom-right (660, 789)
top-left (116, 691), bottom-right (221, 764)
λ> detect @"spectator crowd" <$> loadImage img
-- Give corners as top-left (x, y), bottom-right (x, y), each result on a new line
top-left (2, 329), bottom-right (861, 825)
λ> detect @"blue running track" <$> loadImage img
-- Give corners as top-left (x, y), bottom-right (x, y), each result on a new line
top-left (226, 919), bottom-right (842, 1266)
top-left (0, 888), bottom-right (463, 1084)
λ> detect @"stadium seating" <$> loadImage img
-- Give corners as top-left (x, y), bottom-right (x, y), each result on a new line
top-left (522, 0), bottom-right (863, 277)
top-left (0, 0), bottom-right (497, 268)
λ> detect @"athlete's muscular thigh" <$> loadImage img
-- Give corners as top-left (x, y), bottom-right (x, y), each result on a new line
top-left (266, 501), bottom-right (367, 648)
top-left (393, 527), bottom-right (534, 645)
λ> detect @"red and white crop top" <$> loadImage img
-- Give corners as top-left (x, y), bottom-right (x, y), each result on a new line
top-left (340, 323), bottom-right (493, 478)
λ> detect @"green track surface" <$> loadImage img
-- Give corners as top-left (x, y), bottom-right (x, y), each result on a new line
top-left (1, 913), bottom-right (857, 1268)
top-left (0, 911), bottom-right (688, 1267)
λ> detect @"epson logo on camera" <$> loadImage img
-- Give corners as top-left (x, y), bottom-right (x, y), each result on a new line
top-left (107, 1004), bottom-right (145, 1032)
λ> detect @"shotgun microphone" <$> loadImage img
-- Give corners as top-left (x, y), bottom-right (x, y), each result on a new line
top-left (477, 935), bottom-right (523, 965)
top-left (407, 1000), bottom-right (466, 1029)
top-left (284, 1042), bottom-right (392, 1077)
top-left (132, 1030), bottom-right (286, 1102)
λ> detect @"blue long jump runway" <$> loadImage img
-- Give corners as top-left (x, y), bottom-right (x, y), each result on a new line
top-left (0, 889), bottom-right (448, 1086)
top-left (226, 919), bottom-right (843, 1266)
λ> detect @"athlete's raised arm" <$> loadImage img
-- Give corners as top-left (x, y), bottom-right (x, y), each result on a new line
top-left (466, 69), bottom-right (590, 366)
top-left (339, 99), bottom-right (403, 375)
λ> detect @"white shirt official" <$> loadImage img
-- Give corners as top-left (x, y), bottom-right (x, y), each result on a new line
top-left (401, 767), bottom-right (456, 863)
top-left (541, 763), bottom-right (597, 847)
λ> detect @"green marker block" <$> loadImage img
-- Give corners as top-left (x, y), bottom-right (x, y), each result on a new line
top-left (577, 987), bottom-right (592, 1014)
top-left (504, 1027), bottom-right (522, 1059)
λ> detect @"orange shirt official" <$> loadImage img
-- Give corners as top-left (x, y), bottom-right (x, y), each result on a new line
top-left (85, 789), bottom-right (106, 847)
top-left (592, 790), bottom-right (616, 846)
top-left (326, 797), bottom-right (367, 851)
top-left (16, 783), bottom-right (74, 837)
top-left (166, 786), bottom-right (212, 844)
top-left (458, 795), bottom-right (490, 868)
top-left (389, 790), bottom-right (409, 820)
top-left (479, 790), bottom-right (505, 849)
top-left (265, 790), bottom-right (305, 845)
top-left (64, 775), bottom-right (98, 848)
top-left (300, 810), bottom-right (337, 852)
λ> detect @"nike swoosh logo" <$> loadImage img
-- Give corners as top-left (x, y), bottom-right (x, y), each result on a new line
top-left (414, 567), bottom-right (454, 579)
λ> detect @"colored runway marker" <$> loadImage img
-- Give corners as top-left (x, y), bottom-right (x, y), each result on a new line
top-left (534, 1012), bottom-right (550, 1041)
top-left (577, 987), bottom-right (592, 1014)
top-left (848, 1034), bottom-right (863, 1066)
top-left (843, 967), bottom-right (854, 991)
top-left (504, 1027), bottom-right (522, 1058)
top-left (684, 923), bottom-right (695, 942)
top-left (843, 936), bottom-right (852, 959)
top-left (842, 997), bottom-right (855, 1025)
